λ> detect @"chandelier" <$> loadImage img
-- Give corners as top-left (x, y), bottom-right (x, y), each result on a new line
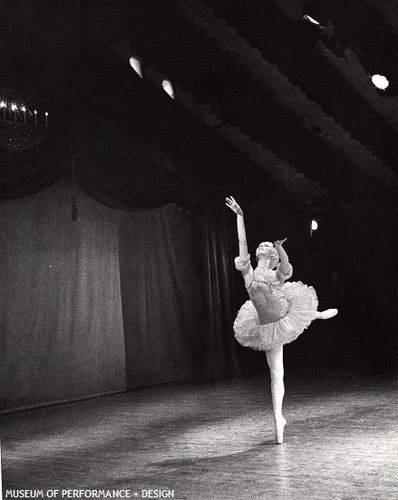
top-left (0, 87), bottom-right (48, 152)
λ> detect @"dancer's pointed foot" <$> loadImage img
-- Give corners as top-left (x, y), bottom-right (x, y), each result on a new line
top-left (275, 417), bottom-right (286, 444)
top-left (315, 308), bottom-right (338, 320)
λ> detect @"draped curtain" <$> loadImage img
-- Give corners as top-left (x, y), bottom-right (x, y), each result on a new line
top-left (342, 169), bottom-right (398, 371)
top-left (353, 206), bottom-right (398, 370)
top-left (0, 181), bottom-right (126, 411)
top-left (202, 197), bottom-right (241, 379)
top-left (1, 180), bottom-right (242, 411)
top-left (119, 205), bottom-right (207, 388)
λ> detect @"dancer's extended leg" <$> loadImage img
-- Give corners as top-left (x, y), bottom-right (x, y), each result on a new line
top-left (265, 346), bottom-right (286, 444)
top-left (315, 308), bottom-right (338, 319)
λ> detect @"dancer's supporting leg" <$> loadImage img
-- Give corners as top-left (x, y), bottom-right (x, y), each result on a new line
top-left (265, 345), bottom-right (286, 444)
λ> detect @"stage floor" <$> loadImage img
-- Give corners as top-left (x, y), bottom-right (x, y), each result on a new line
top-left (2, 368), bottom-right (398, 499)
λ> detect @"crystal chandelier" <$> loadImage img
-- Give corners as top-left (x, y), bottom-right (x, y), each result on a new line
top-left (0, 87), bottom-right (48, 152)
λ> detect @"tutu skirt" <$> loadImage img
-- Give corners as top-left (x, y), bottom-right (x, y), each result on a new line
top-left (233, 281), bottom-right (318, 351)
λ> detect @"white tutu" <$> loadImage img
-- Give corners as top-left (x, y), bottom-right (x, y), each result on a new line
top-left (233, 281), bottom-right (318, 351)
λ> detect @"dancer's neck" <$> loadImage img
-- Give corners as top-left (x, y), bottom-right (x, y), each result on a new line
top-left (256, 258), bottom-right (272, 273)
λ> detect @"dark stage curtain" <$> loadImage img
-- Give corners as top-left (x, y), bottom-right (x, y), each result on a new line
top-left (0, 181), bottom-right (127, 411)
top-left (1, 182), bottom-right (242, 411)
top-left (347, 172), bottom-right (398, 371)
top-left (354, 207), bottom-right (398, 370)
top-left (119, 201), bottom-right (241, 388)
top-left (119, 205), bottom-right (207, 388)
top-left (202, 198), bottom-right (241, 379)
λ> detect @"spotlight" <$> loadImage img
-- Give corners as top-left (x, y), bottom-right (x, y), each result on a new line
top-left (301, 14), bottom-right (321, 26)
top-left (311, 219), bottom-right (318, 231)
top-left (129, 56), bottom-right (143, 78)
top-left (162, 79), bottom-right (174, 99)
top-left (371, 74), bottom-right (389, 90)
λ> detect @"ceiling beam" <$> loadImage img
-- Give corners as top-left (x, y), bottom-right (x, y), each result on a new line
top-left (174, 0), bottom-right (398, 189)
top-left (145, 64), bottom-right (329, 202)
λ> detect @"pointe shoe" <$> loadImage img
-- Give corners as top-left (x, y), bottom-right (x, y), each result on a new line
top-left (316, 308), bottom-right (338, 320)
top-left (275, 417), bottom-right (286, 444)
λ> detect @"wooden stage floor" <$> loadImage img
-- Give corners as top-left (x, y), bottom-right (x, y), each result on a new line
top-left (2, 368), bottom-right (398, 499)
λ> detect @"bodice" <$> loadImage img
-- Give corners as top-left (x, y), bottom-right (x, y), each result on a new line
top-left (234, 254), bottom-right (291, 324)
top-left (247, 271), bottom-right (289, 324)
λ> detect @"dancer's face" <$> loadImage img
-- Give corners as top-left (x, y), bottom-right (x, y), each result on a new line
top-left (256, 242), bottom-right (279, 268)
top-left (256, 242), bottom-right (274, 259)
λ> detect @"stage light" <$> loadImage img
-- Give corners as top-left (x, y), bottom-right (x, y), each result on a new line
top-left (129, 56), bottom-right (143, 78)
top-left (311, 219), bottom-right (318, 231)
top-left (371, 74), bottom-right (389, 90)
top-left (162, 79), bottom-right (174, 99)
top-left (301, 14), bottom-right (321, 26)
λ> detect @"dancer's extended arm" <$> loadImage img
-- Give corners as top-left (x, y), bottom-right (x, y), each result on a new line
top-left (274, 239), bottom-right (293, 279)
top-left (225, 196), bottom-right (248, 256)
top-left (226, 196), bottom-right (253, 286)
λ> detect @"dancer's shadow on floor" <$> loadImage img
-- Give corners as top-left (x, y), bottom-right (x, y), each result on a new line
top-left (147, 439), bottom-right (288, 474)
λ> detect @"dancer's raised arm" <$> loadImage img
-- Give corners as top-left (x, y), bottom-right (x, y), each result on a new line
top-left (274, 238), bottom-right (293, 279)
top-left (226, 196), bottom-right (253, 286)
top-left (226, 196), bottom-right (248, 257)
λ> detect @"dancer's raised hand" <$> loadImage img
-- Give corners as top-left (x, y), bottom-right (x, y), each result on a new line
top-left (225, 196), bottom-right (243, 216)
top-left (274, 238), bottom-right (287, 246)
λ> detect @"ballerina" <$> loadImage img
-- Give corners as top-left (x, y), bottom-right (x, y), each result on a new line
top-left (226, 196), bottom-right (337, 444)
